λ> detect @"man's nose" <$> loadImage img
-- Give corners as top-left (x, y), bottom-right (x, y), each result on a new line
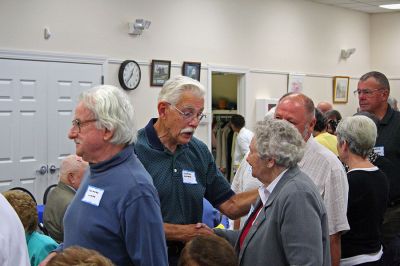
top-left (68, 128), bottom-right (77, 139)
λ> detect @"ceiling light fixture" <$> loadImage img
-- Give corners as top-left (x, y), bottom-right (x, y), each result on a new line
top-left (380, 4), bottom-right (400, 9)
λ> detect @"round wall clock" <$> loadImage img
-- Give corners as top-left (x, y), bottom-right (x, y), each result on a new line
top-left (118, 60), bottom-right (141, 90)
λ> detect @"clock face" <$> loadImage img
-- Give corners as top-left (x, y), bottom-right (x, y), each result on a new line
top-left (118, 60), bottom-right (141, 90)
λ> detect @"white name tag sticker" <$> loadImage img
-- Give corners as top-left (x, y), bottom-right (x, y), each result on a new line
top-left (82, 185), bottom-right (104, 206)
top-left (182, 170), bottom-right (197, 184)
top-left (373, 146), bottom-right (385, 156)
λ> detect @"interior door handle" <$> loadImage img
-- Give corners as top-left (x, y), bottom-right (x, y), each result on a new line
top-left (36, 165), bottom-right (48, 175)
top-left (49, 165), bottom-right (60, 174)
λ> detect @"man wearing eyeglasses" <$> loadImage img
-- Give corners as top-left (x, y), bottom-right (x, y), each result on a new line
top-left (356, 71), bottom-right (400, 248)
top-left (40, 85), bottom-right (168, 266)
top-left (134, 76), bottom-right (258, 266)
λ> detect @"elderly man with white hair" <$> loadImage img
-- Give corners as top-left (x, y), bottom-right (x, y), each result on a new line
top-left (40, 85), bottom-right (168, 266)
top-left (134, 76), bottom-right (258, 266)
top-left (43, 154), bottom-right (88, 243)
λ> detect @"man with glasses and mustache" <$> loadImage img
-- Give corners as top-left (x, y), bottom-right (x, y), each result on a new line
top-left (134, 76), bottom-right (258, 266)
top-left (356, 71), bottom-right (400, 250)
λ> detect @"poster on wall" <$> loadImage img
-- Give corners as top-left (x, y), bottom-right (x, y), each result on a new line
top-left (287, 73), bottom-right (305, 93)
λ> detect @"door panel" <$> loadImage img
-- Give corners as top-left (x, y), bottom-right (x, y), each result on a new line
top-left (0, 59), bottom-right (47, 200)
top-left (47, 62), bottom-right (102, 186)
top-left (0, 59), bottom-right (102, 203)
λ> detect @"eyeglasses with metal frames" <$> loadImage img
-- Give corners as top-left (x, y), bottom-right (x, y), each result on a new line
top-left (168, 103), bottom-right (206, 122)
top-left (353, 88), bottom-right (384, 96)
top-left (71, 119), bottom-right (97, 133)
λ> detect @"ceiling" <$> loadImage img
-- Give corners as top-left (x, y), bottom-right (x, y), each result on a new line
top-left (308, 0), bottom-right (400, 13)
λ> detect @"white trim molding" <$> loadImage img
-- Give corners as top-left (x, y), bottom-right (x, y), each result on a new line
top-left (0, 49), bottom-right (107, 65)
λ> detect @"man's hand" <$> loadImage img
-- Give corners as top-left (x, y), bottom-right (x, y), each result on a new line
top-left (164, 223), bottom-right (215, 243)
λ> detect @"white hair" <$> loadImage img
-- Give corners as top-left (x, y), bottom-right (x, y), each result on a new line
top-left (158, 76), bottom-right (205, 105)
top-left (79, 85), bottom-right (136, 145)
top-left (336, 116), bottom-right (377, 158)
top-left (59, 155), bottom-right (88, 181)
top-left (255, 118), bottom-right (305, 168)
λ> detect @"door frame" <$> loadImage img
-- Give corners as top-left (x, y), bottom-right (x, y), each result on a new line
top-left (207, 65), bottom-right (249, 149)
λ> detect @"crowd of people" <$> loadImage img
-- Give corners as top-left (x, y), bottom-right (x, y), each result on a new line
top-left (1, 71), bottom-right (399, 266)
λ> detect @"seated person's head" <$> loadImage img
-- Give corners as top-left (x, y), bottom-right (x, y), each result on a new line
top-left (59, 154), bottom-right (88, 190)
top-left (178, 235), bottom-right (238, 266)
top-left (2, 190), bottom-right (37, 233)
top-left (47, 246), bottom-right (114, 266)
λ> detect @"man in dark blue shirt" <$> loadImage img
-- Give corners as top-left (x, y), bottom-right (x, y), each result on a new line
top-left (356, 71), bottom-right (400, 247)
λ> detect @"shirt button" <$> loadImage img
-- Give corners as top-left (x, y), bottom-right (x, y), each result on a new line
top-left (174, 169), bottom-right (177, 173)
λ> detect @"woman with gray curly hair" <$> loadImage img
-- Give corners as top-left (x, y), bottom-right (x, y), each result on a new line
top-left (336, 116), bottom-right (389, 266)
top-left (215, 118), bottom-right (330, 266)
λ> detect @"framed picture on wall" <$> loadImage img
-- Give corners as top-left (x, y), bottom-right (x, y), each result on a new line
top-left (182, 61), bottom-right (201, 81)
top-left (333, 76), bottom-right (350, 103)
top-left (287, 73), bottom-right (305, 93)
top-left (150, 60), bottom-right (171, 86)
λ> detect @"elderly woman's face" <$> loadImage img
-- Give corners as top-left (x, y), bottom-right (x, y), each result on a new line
top-left (246, 138), bottom-right (269, 182)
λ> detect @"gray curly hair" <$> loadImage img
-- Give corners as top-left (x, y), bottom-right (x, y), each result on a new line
top-left (254, 118), bottom-right (305, 168)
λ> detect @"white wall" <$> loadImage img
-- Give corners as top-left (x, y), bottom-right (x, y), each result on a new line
top-left (370, 13), bottom-right (400, 102)
top-left (0, 0), bottom-right (396, 142)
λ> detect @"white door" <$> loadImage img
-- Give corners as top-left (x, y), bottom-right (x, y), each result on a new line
top-left (0, 59), bottom-right (102, 203)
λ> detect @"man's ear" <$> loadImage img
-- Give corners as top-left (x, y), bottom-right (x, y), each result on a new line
top-left (309, 117), bottom-right (317, 131)
top-left (158, 101), bottom-right (169, 119)
top-left (67, 173), bottom-right (75, 186)
top-left (103, 128), bottom-right (114, 141)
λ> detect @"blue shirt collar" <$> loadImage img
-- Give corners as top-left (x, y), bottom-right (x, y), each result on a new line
top-left (89, 145), bottom-right (133, 174)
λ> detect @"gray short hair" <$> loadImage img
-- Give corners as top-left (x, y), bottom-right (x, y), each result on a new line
top-left (158, 76), bottom-right (205, 105)
top-left (254, 118), bottom-right (305, 168)
top-left (59, 155), bottom-right (87, 181)
top-left (336, 116), bottom-right (377, 158)
top-left (79, 85), bottom-right (136, 145)
top-left (359, 71), bottom-right (390, 93)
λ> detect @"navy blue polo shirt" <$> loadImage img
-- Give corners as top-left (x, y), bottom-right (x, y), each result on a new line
top-left (134, 118), bottom-right (235, 224)
top-left (375, 105), bottom-right (400, 202)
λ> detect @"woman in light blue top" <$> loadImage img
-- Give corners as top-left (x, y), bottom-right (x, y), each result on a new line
top-left (2, 190), bottom-right (58, 266)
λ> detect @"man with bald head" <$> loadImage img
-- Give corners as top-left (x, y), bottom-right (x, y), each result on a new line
top-left (317, 101), bottom-right (333, 113)
top-left (274, 93), bottom-right (349, 266)
top-left (43, 154), bottom-right (88, 243)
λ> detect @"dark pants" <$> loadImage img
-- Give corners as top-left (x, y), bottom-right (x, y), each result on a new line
top-left (167, 241), bottom-right (184, 266)
top-left (382, 234), bottom-right (400, 266)
top-left (382, 203), bottom-right (400, 245)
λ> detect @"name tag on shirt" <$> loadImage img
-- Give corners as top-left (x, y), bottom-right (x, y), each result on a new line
top-left (82, 185), bottom-right (104, 206)
top-left (374, 146), bottom-right (384, 156)
top-left (182, 170), bottom-right (197, 184)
